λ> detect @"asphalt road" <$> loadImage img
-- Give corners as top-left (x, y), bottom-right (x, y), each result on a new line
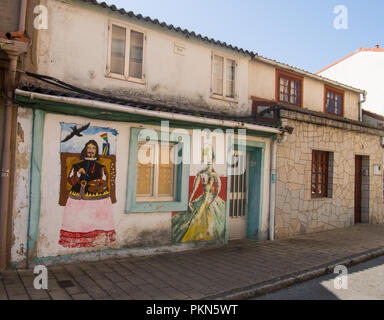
top-left (253, 255), bottom-right (384, 300)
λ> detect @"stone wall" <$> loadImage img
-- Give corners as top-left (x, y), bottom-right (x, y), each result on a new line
top-left (275, 118), bottom-right (384, 238)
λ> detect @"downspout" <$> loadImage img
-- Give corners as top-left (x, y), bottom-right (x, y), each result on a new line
top-left (5, 0), bottom-right (28, 40)
top-left (0, 54), bottom-right (18, 271)
top-left (358, 91), bottom-right (367, 121)
top-left (0, 0), bottom-right (28, 270)
top-left (269, 135), bottom-right (277, 240)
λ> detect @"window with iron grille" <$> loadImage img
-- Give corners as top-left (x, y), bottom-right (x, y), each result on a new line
top-left (311, 150), bottom-right (332, 198)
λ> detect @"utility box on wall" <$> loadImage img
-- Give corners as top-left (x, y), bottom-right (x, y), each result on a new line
top-left (373, 164), bottom-right (382, 176)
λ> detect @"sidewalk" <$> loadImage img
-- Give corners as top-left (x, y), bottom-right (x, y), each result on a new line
top-left (1, 224), bottom-right (384, 300)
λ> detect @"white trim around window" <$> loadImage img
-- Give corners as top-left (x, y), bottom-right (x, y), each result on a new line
top-left (106, 20), bottom-right (146, 84)
top-left (210, 52), bottom-right (238, 102)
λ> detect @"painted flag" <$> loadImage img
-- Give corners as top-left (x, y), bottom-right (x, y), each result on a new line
top-left (100, 133), bottom-right (108, 142)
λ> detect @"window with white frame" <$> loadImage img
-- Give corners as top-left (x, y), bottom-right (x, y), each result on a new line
top-left (136, 141), bottom-right (177, 201)
top-left (211, 54), bottom-right (236, 99)
top-left (108, 22), bottom-right (145, 80)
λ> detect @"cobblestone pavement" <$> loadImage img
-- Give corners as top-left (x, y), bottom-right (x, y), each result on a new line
top-left (1, 224), bottom-right (384, 300)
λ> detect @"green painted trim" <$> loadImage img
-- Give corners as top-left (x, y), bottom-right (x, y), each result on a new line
top-left (26, 109), bottom-right (45, 266)
top-left (15, 95), bottom-right (277, 138)
top-left (126, 127), bottom-right (190, 213)
top-left (257, 148), bottom-right (266, 239)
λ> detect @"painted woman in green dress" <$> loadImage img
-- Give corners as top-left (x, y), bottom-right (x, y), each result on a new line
top-left (172, 153), bottom-right (226, 243)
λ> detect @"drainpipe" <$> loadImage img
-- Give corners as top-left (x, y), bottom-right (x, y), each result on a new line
top-left (269, 135), bottom-right (277, 240)
top-left (358, 91), bottom-right (367, 121)
top-left (5, 0), bottom-right (28, 40)
top-left (0, 0), bottom-right (28, 270)
top-left (0, 54), bottom-right (18, 271)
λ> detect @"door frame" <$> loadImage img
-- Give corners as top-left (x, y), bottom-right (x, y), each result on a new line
top-left (228, 151), bottom-right (250, 240)
top-left (354, 155), bottom-right (362, 224)
top-left (226, 140), bottom-right (266, 241)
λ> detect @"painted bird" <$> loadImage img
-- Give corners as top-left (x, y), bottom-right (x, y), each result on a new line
top-left (61, 123), bottom-right (90, 143)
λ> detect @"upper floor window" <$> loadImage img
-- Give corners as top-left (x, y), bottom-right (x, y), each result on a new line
top-left (211, 54), bottom-right (236, 99)
top-left (108, 22), bottom-right (145, 82)
top-left (325, 86), bottom-right (344, 116)
top-left (276, 69), bottom-right (303, 107)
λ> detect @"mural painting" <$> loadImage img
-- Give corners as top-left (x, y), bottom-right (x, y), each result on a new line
top-left (58, 123), bottom-right (118, 248)
top-left (172, 145), bottom-right (227, 243)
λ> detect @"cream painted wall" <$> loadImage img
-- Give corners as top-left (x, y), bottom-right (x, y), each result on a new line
top-left (33, 0), bottom-right (250, 115)
top-left (319, 51), bottom-right (384, 115)
top-left (248, 62), bottom-right (275, 101)
top-left (248, 60), bottom-right (361, 121)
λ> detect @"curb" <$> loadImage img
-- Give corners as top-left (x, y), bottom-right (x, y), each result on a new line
top-left (203, 246), bottom-right (384, 300)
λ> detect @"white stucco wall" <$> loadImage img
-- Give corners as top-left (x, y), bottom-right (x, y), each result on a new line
top-left (12, 112), bottom-right (271, 262)
top-left (318, 51), bottom-right (384, 115)
top-left (33, 0), bottom-right (250, 115)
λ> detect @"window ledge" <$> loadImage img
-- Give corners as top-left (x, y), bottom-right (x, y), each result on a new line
top-left (106, 72), bottom-right (146, 85)
top-left (126, 200), bottom-right (187, 213)
top-left (210, 93), bottom-right (238, 103)
top-left (277, 99), bottom-right (302, 108)
top-left (310, 196), bottom-right (333, 201)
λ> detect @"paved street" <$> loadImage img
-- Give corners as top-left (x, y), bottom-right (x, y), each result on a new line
top-left (254, 255), bottom-right (384, 300)
top-left (1, 224), bottom-right (384, 300)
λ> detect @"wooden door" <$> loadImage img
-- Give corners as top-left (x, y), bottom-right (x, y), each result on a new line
top-left (354, 156), bottom-right (362, 224)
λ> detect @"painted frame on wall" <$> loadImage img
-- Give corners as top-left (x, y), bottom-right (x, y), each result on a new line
top-left (125, 127), bottom-right (190, 213)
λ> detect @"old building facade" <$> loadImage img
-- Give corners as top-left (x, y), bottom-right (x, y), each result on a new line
top-left (249, 56), bottom-right (384, 238)
top-left (1, 0), bottom-right (384, 269)
top-left (5, 0), bottom-right (282, 268)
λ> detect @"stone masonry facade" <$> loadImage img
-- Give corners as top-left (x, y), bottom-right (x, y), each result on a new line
top-left (275, 116), bottom-right (384, 238)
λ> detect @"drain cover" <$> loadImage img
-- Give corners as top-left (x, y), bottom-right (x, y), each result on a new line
top-left (58, 280), bottom-right (75, 288)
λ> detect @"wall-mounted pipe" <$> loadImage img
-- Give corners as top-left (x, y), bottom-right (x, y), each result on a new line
top-left (5, 0), bottom-right (28, 39)
top-left (15, 89), bottom-right (283, 134)
top-left (0, 0), bottom-right (28, 270)
top-left (0, 54), bottom-right (18, 271)
top-left (269, 136), bottom-right (277, 240)
top-left (358, 91), bottom-right (367, 122)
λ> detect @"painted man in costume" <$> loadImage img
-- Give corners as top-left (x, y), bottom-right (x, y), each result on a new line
top-left (59, 140), bottom-right (116, 248)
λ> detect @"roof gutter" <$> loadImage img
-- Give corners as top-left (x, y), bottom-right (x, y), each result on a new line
top-left (15, 89), bottom-right (283, 134)
top-left (254, 55), bottom-right (365, 95)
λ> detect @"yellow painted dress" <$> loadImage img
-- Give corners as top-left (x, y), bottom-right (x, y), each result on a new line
top-left (172, 171), bottom-right (226, 243)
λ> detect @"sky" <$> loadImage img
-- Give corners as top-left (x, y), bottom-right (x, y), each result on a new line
top-left (104, 0), bottom-right (384, 73)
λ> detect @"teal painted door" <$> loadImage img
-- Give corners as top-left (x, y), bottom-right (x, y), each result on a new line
top-left (246, 148), bottom-right (263, 240)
